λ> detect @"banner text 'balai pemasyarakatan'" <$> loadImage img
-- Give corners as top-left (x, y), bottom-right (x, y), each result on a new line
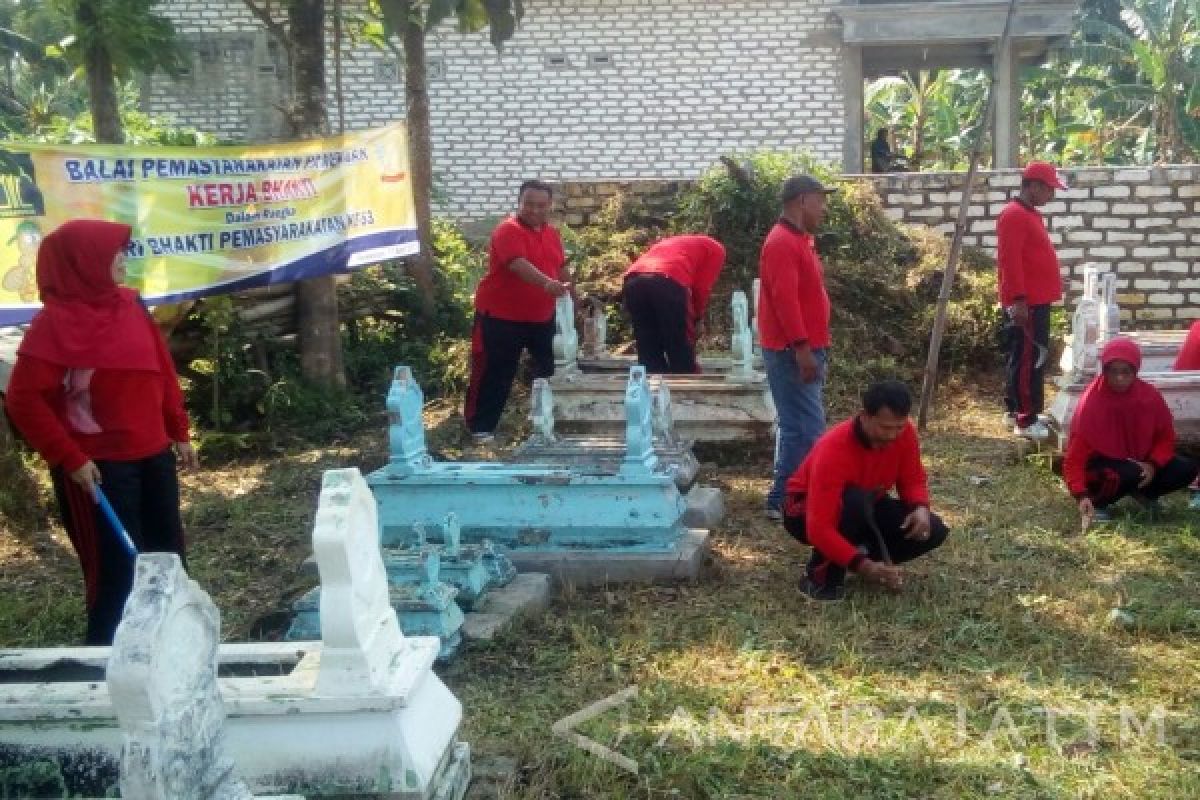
top-left (0, 123), bottom-right (417, 325)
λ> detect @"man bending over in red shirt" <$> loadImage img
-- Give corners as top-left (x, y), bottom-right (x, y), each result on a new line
top-left (781, 380), bottom-right (950, 601)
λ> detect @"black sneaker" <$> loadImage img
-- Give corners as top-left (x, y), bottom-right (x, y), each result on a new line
top-left (800, 575), bottom-right (846, 602)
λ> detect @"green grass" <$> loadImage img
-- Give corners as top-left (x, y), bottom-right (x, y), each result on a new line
top-left (444, 396), bottom-right (1200, 798)
top-left (3, 389), bottom-right (1200, 798)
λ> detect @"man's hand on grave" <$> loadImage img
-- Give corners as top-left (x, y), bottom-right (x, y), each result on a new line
top-left (542, 277), bottom-right (569, 298)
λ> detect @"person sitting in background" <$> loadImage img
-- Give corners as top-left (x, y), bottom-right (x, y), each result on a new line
top-left (622, 234), bottom-right (725, 374)
top-left (870, 128), bottom-right (894, 173)
top-left (781, 380), bottom-right (950, 601)
top-left (1066, 337), bottom-right (1199, 525)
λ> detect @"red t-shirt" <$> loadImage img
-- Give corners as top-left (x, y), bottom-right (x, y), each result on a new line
top-left (5, 320), bottom-right (190, 473)
top-left (474, 216), bottom-right (565, 323)
top-left (996, 199), bottom-right (1062, 307)
top-left (623, 235), bottom-right (725, 322)
top-left (786, 417), bottom-right (931, 568)
top-left (757, 219), bottom-right (831, 349)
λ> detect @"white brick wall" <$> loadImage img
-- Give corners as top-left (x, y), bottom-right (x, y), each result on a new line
top-left (862, 165), bottom-right (1200, 326)
top-left (147, 0), bottom-right (844, 217)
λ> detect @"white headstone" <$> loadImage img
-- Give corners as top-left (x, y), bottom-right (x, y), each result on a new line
top-left (530, 378), bottom-right (557, 443)
top-left (751, 277), bottom-right (762, 352)
top-left (106, 554), bottom-right (253, 800)
top-left (311, 468), bottom-right (406, 697)
top-left (730, 290), bottom-right (754, 379)
top-left (586, 305), bottom-right (608, 357)
top-left (651, 376), bottom-right (678, 445)
top-left (553, 293), bottom-right (579, 371)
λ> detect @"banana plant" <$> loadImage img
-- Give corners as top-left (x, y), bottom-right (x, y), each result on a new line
top-left (1069, 0), bottom-right (1200, 162)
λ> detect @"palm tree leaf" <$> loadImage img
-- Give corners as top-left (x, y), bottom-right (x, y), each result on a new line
top-left (483, 0), bottom-right (518, 48)
top-left (426, 0), bottom-right (459, 29)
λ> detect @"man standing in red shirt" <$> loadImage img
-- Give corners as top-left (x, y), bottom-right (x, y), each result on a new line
top-left (781, 380), bottom-right (949, 601)
top-left (997, 161), bottom-right (1066, 440)
top-left (758, 174), bottom-right (835, 519)
top-left (622, 234), bottom-right (726, 373)
top-left (464, 180), bottom-right (571, 443)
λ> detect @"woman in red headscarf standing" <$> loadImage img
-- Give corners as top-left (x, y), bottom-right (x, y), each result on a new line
top-left (5, 219), bottom-right (196, 645)
top-left (1065, 337), bottom-right (1198, 526)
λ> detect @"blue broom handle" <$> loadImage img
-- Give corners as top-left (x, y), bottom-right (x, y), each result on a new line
top-left (93, 486), bottom-right (138, 557)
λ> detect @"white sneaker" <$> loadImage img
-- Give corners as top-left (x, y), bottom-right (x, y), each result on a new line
top-left (1002, 412), bottom-right (1017, 428)
top-left (471, 432), bottom-right (496, 444)
top-left (1014, 420), bottom-right (1050, 440)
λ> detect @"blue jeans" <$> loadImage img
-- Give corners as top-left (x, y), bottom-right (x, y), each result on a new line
top-left (764, 346), bottom-right (827, 510)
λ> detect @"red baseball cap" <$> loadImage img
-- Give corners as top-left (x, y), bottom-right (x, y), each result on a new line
top-left (1022, 161), bottom-right (1067, 190)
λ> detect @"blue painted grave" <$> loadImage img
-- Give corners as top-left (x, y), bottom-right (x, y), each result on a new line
top-left (383, 513), bottom-right (516, 610)
top-left (513, 376), bottom-right (700, 492)
top-left (288, 548), bottom-right (465, 661)
top-left (369, 365), bottom-right (690, 555)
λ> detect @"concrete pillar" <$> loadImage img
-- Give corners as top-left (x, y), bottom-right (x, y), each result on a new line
top-left (993, 39), bottom-right (1020, 168)
top-left (842, 45), bottom-right (864, 174)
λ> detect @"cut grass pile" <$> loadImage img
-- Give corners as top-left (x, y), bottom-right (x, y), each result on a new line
top-left (2, 386), bottom-right (1199, 798)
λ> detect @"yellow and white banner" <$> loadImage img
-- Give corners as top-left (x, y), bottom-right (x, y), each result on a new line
top-left (0, 123), bottom-right (417, 324)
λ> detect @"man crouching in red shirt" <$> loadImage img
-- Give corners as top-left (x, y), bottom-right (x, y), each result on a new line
top-left (781, 380), bottom-right (949, 601)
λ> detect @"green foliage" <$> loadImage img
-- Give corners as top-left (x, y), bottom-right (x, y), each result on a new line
top-left (366, 0), bottom-right (524, 51)
top-left (6, 79), bottom-right (213, 144)
top-left (51, 0), bottom-right (185, 79)
top-left (181, 218), bottom-right (480, 445)
top-left (1068, 0), bottom-right (1200, 162)
top-left (672, 151), bottom-right (833, 293)
top-left (670, 150), bottom-right (1001, 382)
top-left (862, 0), bottom-right (1200, 167)
top-left (866, 70), bottom-right (989, 171)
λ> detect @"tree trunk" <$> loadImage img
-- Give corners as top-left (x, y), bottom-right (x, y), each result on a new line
top-left (77, 0), bottom-right (123, 144)
top-left (288, 0), bottom-right (345, 386)
top-left (401, 3), bottom-right (439, 317)
top-left (911, 71), bottom-right (928, 168)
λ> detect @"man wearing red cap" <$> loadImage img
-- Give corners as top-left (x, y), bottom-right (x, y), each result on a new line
top-left (996, 161), bottom-right (1066, 440)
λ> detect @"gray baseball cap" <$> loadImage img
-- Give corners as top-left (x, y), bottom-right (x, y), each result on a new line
top-left (780, 174), bottom-right (837, 203)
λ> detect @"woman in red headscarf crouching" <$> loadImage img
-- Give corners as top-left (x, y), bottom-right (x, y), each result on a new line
top-left (4, 219), bottom-right (196, 645)
top-left (1065, 337), bottom-right (1199, 526)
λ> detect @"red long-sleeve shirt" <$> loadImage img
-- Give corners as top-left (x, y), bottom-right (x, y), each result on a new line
top-left (757, 219), bottom-right (831, 349)
top-left (996, 199), bottom-right (1062, 307)
top-left (1062, 410), bottom-right (1175, 497)
top-left (474, 216), bottom-right (565, 323)
top-left (4, 319), bottom-right (189, 473)
top-left (623, 235), bottom-right (725, 323)
top-left (786, 417), bottom-right (931, 568)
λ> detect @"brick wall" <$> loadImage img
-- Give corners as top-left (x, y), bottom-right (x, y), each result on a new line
top-left (148, 0), bottom-right (844, 217)
top-left (860, 166), bottom-right (1200, 326)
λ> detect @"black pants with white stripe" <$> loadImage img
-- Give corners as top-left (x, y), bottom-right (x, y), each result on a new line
top-left (463, 312), bottom-right (555, 435)
top-left (1004, 303), bottom-right (1051, 427)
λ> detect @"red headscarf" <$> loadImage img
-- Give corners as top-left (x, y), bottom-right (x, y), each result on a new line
top-left (17, 219), bottom-right (158, 371)
top-left (1072, 337), bottom-right (1172, 460)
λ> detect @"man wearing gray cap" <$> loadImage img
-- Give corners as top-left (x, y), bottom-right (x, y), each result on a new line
top-left (758, 174), bottom-right (836, 520)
